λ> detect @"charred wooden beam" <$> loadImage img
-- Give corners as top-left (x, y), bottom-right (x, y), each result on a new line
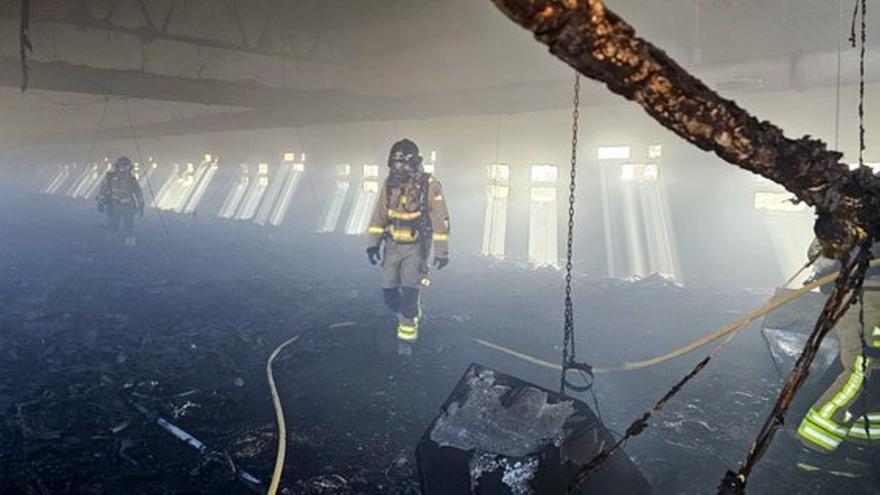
top-left (490, 0), bottom-right (880, 259)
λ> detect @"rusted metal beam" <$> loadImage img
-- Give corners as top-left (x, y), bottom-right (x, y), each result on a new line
top-left (490, 0), bottom-right (880, 260)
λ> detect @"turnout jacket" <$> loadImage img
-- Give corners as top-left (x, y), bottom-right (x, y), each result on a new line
top-left (97, 171), bottom-right (144, 211)
top-left (367, 173), bottom-right (450, 258)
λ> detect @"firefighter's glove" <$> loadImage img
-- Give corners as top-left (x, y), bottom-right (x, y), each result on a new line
top-left (367, 246), bottom-right (382, 265)
top-left (433, 257), bottom-right (449, 270)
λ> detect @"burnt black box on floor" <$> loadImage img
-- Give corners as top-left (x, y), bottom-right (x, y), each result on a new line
top-left (416, 363), bottom-right (650, 495)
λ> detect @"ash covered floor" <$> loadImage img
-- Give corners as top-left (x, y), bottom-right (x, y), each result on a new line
top-left (0, 188), bottom-right (876, 494)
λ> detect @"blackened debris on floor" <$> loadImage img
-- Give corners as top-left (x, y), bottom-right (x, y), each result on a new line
top-left (0, 189), bottom-right (877, 494)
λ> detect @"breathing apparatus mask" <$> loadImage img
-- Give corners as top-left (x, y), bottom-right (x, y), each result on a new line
top-left (387, 138), bottom-right (423, 186)
top-left (113, 156), bottom-right (133, 174)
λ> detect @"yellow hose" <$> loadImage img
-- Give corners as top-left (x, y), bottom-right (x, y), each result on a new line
top-left (266, 334), bottom-right (300, 495)
top-left (265, 321), bottom-right (357, 494)
top-left (265, 261), bottom-right (877, 491)
top-left (474, 260), bottom-right (880, 374)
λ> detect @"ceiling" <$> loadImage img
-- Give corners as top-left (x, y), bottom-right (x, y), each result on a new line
top-left (0, 0), bottom-right (876, 148)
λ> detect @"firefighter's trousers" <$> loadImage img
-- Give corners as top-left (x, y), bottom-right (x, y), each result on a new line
top-left (108, 203), bottom-right (136, 237)
top-left (381, 241), bottom-right (427, 342)
top-left (798, 289), bottom-right (880, 451)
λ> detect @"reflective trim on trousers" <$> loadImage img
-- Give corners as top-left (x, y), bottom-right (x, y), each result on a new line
top-left (397, 322), bottom-right (418, 342)
top-left (818, 356), bottom-right (868, 420)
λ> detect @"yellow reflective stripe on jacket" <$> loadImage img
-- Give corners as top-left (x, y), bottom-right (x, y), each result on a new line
top-left (806, 409), bottom-right (848, 436)
top-left (433, 233), bottom-right (449, 241)
top-left (852, 412), bottom-right (880, 423)
top-left (368, 226), bottom-right (386, 234)
top-left (847, 425), bottom-right (880, 439)
top-left (797, 420), bottom-right (843, 451)
top-left (388, 225), bottom-right (417, 242)
top-left (388, 208), bottom-right (422, 220)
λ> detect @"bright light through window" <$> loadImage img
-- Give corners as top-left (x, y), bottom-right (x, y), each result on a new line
top-left (363, 164), bottom-right (379, 178)
top-left (218, 163), bottom-right (251, 219)
top-left (345, 164), bottom-right (381, 234)
top-left (531, 164), bottom-right (558, 183)
top-left (848, 162), bottom-right (880, 171)
top-left (621, 164), bottom-right (659, 182)
top-left (488, 164), bottom-right (510, 182)
top-left (423, 150), bottom-right (437, 174)
top-left (648, 144), bottom-right (663, 160)
top-left (598, 146), bottom-right (632, 160)
top-left (318, 164), bottom-right (352, 233)
top-left (601, 162), bottom-right (680, 281)
top-left (483, 163), bottom-right (510, 258)
top-left (529, 164), bottom-right (558, 267)
top-left (254, 153), bottom-right (308, 227)
top-left (754, 192), bottom-right (809, 213)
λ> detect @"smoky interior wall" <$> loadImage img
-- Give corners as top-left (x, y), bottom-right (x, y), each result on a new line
top-left (9, 81), bottom-right (873, 288)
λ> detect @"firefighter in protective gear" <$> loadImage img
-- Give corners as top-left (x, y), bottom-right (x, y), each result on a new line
top-left (366, 139), bottom-right (450, 356)
top-left (796, 239), bottom-right (880, 456)
top-left (97, 156), bottom-right (144, 246)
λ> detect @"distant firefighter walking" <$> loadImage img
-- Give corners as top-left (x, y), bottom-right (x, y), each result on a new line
top-left (97, 156), bottom-right (144, 247)
top-left (366, 139), bottom-right (450, 356)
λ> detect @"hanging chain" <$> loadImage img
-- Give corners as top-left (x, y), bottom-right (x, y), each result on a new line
top-left (19, 0), bottom-right (32, 93)
top-left (853, 0), bottom-right (873, 444)
top-left (851, 0), bottom-right (867, 167)
top-left (561, 72), bottom-right (588, 394)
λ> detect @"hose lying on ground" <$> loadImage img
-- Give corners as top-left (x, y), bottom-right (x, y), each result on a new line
top-left (475, 260), bottom-right (880, 374)
top-left (266, 334), bottom-right (300, 495)
top-left (266, 321), bottom-right (357, 494)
